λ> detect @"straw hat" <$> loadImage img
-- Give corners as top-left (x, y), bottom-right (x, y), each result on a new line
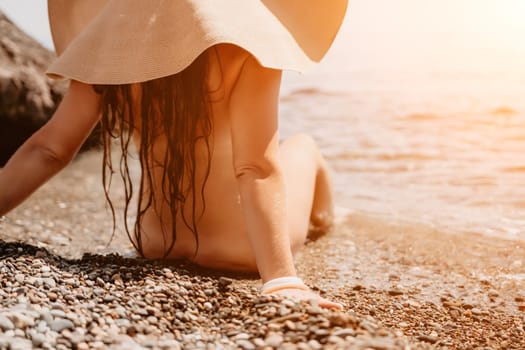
top-left (47, 0), bottom-right (348, 84)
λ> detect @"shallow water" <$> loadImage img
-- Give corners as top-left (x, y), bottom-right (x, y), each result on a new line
top-left (280, 70), bottom-right (525, 240)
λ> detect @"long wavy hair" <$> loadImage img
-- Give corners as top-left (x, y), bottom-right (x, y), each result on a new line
top-left (94, 50), bottom-right (214, 258)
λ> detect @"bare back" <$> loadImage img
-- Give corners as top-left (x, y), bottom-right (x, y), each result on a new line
top-left (135, 45), bottom-right (257, 270)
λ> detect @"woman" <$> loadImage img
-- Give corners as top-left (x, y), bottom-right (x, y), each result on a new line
top-left (0, 0), bottom-right (347, 309)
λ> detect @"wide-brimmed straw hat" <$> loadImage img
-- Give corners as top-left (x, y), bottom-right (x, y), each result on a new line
top-left (47, 0), bottom-right (348, 84)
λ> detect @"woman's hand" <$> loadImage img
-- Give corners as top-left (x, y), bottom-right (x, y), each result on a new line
top-left (260, 276), bottom-right (343, 310)
top-left (267, 288), bottom-right (344, 310)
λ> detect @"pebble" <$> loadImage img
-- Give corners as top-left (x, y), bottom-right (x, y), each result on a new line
top-left (11, 313), bottom-right (35, 329)
top-left (96, 277), bottom-right (105, 287)
top-left (308, 339), bottom-right (322, 350)
top-left (14, 274), bottom-right (25, 283)
top-left (265, 332), bottom-right (284, 347)
top-left (47, 291), bottom-right (58, 301)
top-left (0, 315), bottom-right (15, 330)
top-left (471, 308), bottom-right (483, 316)
top-left (50, 318), bottom-right (75, 332)
top-left (333, 328), bottom-right (355, 338)
top-left (30, 332), bottom-right (47, 347)
top-left (284, 320), bottom-right (296, 330)
top-left (43, 278), bottom-right (56, 288)
top-left (8, 337), bottom-right (32, 350)
top-left (2, 241), bottom-right (522, 350)
top-left (236, 339), bottom-right (255, 350)
top-left (488, 290), bottom-right (499, 297)
top-left (388, 289), bottom-right (404, 296)
top-left (417, 334), bottom-right (439, 344)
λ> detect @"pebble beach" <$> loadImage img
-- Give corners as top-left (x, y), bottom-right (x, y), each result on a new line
top-left (1, 151), bottom-right (525, 349)
top-left (1, 1), bottom-right (525, 349)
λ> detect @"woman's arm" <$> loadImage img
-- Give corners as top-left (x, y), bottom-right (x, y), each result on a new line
top-left (0, 81), bottom-right (101, 216)
top-left (229, 55), bottom-right (295, 282)
top-left (229, 54), bottom-right (342, 309)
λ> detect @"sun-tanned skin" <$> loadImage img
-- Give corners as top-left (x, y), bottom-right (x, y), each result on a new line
top-left (0, 44), bottom-right (341, 309)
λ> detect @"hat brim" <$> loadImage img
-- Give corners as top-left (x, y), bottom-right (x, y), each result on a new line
top-left (47, 0), bottom-right (348, 84)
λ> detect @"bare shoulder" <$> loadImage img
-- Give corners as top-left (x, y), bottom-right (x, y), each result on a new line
top-left (207, 44), bottom-right (250, 97)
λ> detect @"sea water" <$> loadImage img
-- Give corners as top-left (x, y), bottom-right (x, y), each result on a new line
top-left (280, 64), bottom-right (525, 241)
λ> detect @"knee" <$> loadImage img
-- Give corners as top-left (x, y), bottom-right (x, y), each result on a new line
top-left (289, 133), bottom-right (316, 146)
top-left (286, 133), bottom-right (321, 157)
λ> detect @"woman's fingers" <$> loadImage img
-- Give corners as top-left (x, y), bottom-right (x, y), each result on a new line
top-left (318, 296), bottom-right (344, 311)
top-left (268, 288), bottom-right (344, 311)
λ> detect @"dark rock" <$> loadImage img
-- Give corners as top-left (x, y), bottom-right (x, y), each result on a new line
top-left (0, 11), bottom-right (100, 166)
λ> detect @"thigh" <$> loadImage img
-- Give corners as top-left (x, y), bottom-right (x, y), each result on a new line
top-left (279, 134), bottom-right (319, 251)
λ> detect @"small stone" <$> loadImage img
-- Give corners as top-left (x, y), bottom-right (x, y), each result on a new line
top-left (41, 266), bottom-right (51, 273)
top-left (327, 335), bottom-right (344, 344)
top-left (50, 309), bottom-right (66, 318)
top-left (218, 277), bottom-right (233, 287)
top-left (11, 313), bottom-right (35, 329)
top-left (314, 328), bottom-right (330, 337)
top-left (308, 339), bottom-right (322, 350)
top-left (135, 308), bottom-right (148, 316)
top-left (388, 289), bottom-right (404, 296)
top-left (77, 342), bottom-right (89, 350)
top-left (203, 302), bottom-right (213, 311)
top-left (488, 290), bottom-right (499, 298)
top-left (158, 339), bottom-right (181, 350)
top-left (265, 332), bottom-right (283, 347)
top-left (7, 337), bottom-right (32, 350)
top-left (352, 284), bottom-right (365, 291)
top-left (43, 278), bottom-right (56, 288)
top-left (14, 274), bottom-right (24, 283)
top-left (360, 338), bottom-right (395, 350)
top-left (333, 328), bottom-right (355, 338)
top-left (236, 339), bottom-right (255, 350)
top-left (471, 308), bottom-right (483, 316)
top-left (282, 299), bottom-right (296, 308)
top-left (306, 306), bottom-right (323, 315)
top-left (47, 292), bottom-right (58, 301)
top-left (50, 318), bottom-right (74, 332)
top-left (253, 338), bottom-right (265, 347)
top-left (417, 335), bottom-right (439, 344)
top-left (0, 315), bottom-right (14, 330)
top-left (63, 330), bottom-right (85, 345)
top-left (284, 320), bottom-right (296, 330)
top-left (40, 311), bottom-right (53, 326)
top-left (31, 332), bottom-right (47, 347)
top-left (35, 251), bottom-right (47, 258)
top-left (234, 333), bottom-right (250, 340)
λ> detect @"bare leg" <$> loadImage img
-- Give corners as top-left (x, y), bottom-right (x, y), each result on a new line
top-left (279, 134), bottom-right (334, 253)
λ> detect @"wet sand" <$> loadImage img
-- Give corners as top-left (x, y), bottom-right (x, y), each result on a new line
top-left (1, 150), bottom-right (524, 349)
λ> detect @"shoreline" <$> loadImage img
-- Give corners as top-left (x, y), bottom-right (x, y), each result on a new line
top-left (1, 151), bottom-right (524, 349)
